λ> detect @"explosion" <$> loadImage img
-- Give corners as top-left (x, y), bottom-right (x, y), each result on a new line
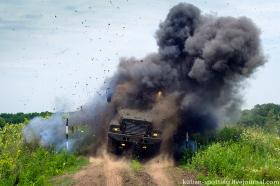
top-left (23, 3), bottom-right (265, 156)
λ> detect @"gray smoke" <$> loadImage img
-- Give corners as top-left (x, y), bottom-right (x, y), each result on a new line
top-left (23, 3), bottom-right (265, 154)
top-left (23, 114), bottom-right (66, 150)
top-left (23, 96), bottom-right (110, 153)
top-left (107, 3), bottom-right (265, 150)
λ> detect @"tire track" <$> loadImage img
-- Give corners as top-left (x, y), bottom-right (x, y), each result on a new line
top-left (71, 154), bottom-right (184, 186)
top-left (144, 156), bottom-right (175, 186)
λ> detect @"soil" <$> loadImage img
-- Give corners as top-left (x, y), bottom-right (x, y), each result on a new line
top-left (53, 152), bottom-right (200, 186)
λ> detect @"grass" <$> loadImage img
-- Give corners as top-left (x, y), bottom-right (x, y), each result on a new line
top-left (0, 124), bottom-right (89, 186)
top-left (49, 175), bottom-right (76, 186)
top-left (131, 159), bottom-right (143, 172)
top-left (183, 127), bottom-right (280, 182)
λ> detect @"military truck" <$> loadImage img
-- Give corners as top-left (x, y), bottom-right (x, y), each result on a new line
top-left (107, 109), bottom-right (161, 154)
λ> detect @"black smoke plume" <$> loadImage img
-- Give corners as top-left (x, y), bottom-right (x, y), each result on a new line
top-left (105, 3), bottom-right (264, 151)
top-left (24, 3), bottom-right (265, 154)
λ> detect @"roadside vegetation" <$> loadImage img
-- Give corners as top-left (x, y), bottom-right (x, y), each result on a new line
top-left (0, 123), bottom-right (88, 186)
top-left (1, 103), bottom-right (280, 185)
top-left (182, 103), bottom-right (280, 182)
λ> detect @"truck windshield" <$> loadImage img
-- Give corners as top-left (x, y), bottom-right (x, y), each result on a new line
top-left (121, 119), bottom-right (152, 135)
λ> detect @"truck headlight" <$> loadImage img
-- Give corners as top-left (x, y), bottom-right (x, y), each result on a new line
top-left (111, 127), bottom-right (120, 132)
top-left (152, 132), bottom-right (159, 137)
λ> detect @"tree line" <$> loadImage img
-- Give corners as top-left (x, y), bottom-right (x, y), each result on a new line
top-left (0, 103), bottom-right (280, 129)
top-left (238, 103), bottom-right (280, 132)
top-left (0, 112), bottom-right (52, 128)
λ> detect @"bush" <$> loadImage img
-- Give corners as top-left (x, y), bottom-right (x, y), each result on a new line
top-left (215, 127), bottom-right (242, 143)
top-left (190, 126), bottom-right (242, 149)
top-left (184, 128), bottom-right (280, 181)
top-left (0, 124), bottom-right (88, 185)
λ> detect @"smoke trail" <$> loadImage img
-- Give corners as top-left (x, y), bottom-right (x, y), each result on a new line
top-left (23, 3), bottom-right (265, 154)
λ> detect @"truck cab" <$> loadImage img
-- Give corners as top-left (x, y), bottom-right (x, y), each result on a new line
top-left (107, 109), bottom-right (161, 154)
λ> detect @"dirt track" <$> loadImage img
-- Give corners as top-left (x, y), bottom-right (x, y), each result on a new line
top-left (53, 152), bottom-right (199, 186)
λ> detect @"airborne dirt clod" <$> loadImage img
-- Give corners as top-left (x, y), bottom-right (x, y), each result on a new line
top-left (23, 2), bottom-right (265, 155)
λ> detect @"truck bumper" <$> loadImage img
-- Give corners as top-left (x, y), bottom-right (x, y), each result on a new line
top-left (108, 132), bottom-right (161, 145)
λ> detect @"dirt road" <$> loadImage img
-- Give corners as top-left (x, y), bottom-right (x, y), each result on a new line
top-left (53, 152), bottom-right (198, 186)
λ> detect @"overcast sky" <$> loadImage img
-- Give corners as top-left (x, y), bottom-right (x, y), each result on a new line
top-left (0, 0), bottom-right (279, 113)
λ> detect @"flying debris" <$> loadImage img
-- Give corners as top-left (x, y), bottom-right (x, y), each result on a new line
top-left (23, 3), bottom-right (265, 157)
top-left (105, 3), bottom-right (265, 155)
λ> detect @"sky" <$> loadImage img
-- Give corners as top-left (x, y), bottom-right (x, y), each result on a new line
top-left (0, 0), bottom-right (279, 113)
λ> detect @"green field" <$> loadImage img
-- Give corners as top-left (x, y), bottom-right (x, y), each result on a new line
top-left (0, 103), bottom-right (280, 185)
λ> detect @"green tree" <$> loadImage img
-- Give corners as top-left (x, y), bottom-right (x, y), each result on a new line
top-left (0, 116), bottom-right (5, 128)
top-left (0, 111), bottom-right (52, 124)
top-left (239, 104), bottom-right (280, 129)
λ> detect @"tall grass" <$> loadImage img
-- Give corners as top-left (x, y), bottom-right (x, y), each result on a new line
top-left (184, 127), bottom-right (280, 181)
top-left (0, 124), bottom-right (88, 185)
